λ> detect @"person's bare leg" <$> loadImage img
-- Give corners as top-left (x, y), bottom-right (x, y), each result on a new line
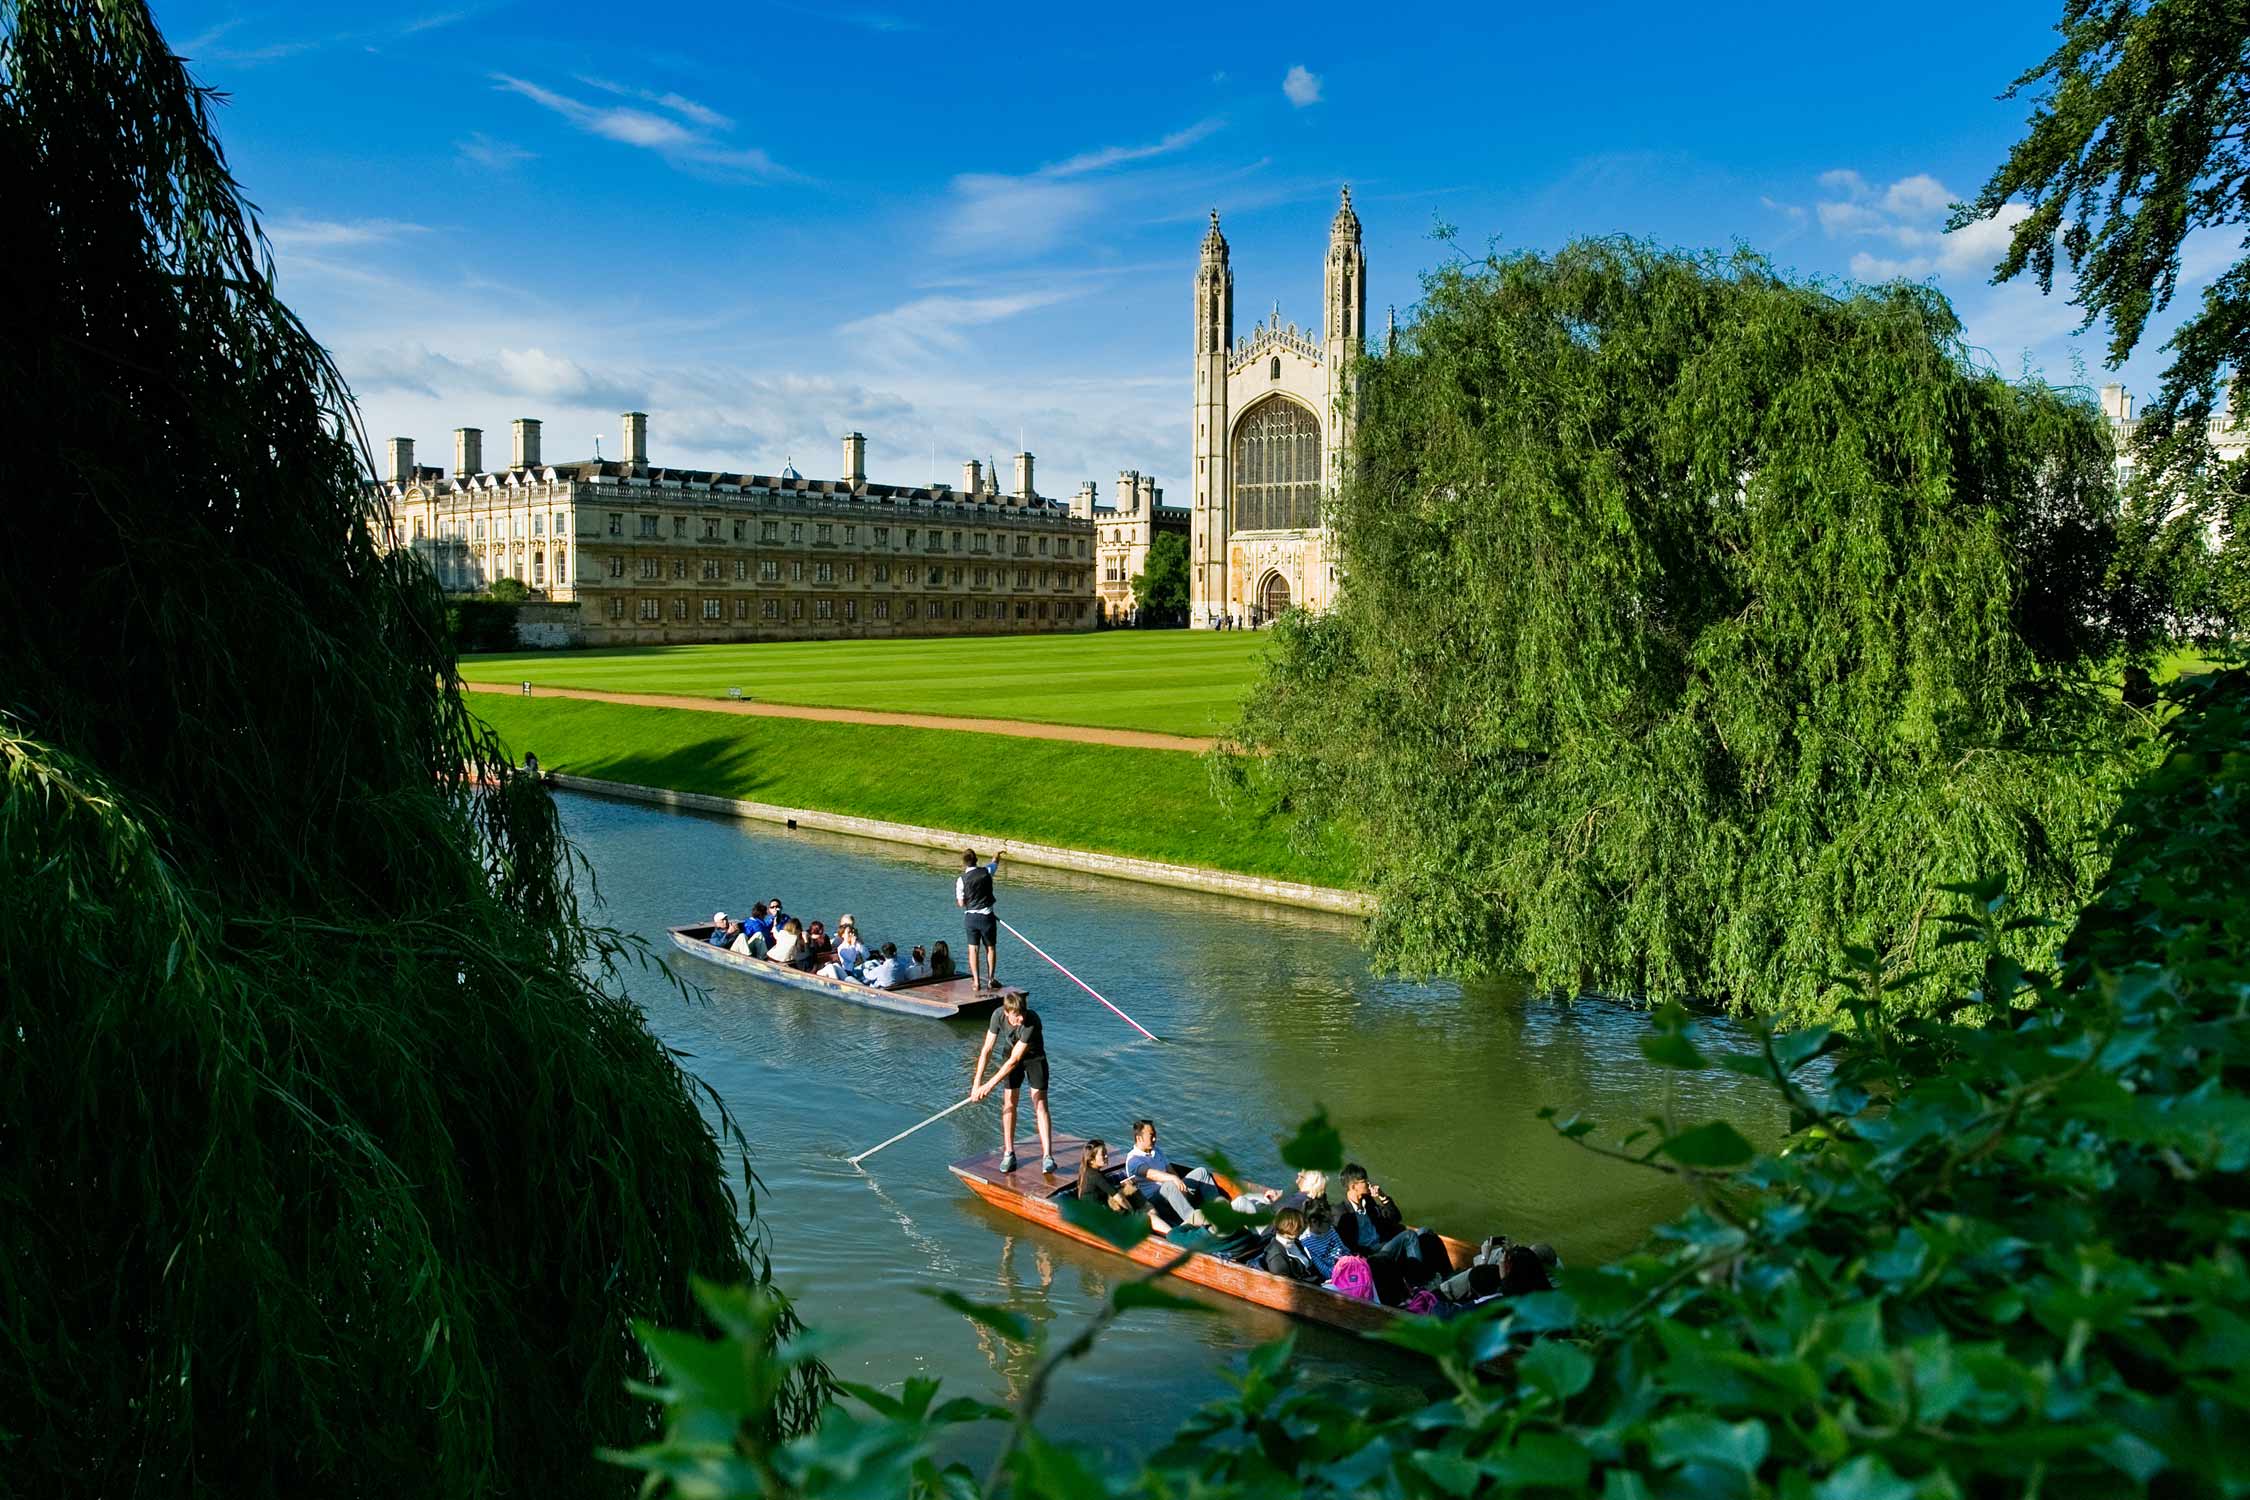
top-left (1031, 1090), bottom-right (1053, 1163)
top-left (969, 940), bottom-right (985, 990)
top-left (983, 941), bottom-right (999, 990)
top-left (1000, 1090), bottom-right (1018, 1157)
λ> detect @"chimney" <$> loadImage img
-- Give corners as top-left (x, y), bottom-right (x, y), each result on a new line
top-left (621, 411), bottom-right (649, 467)
top-left (453, 426), bottom-right (483, 476)
top-left (386, 437), bottom-right (415, 484)
top-left (1070, 480), bottom-right (1096, 519)
top-left (1014, 451), bottom-right (1035, 501)
top-left (842, 431), bottom-right (867, 486)
top-left (1137, 473), bottom-right (1157, 512)
top-left (511, 417), bottom-right (542, 469)
top-left (1117, 469), bottom-right (1139, 513)
top-left (963, 458), bottom-right (983, 496)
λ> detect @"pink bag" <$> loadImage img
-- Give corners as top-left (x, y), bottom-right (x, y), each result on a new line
top-left (1404, 1289), bottom-right (1440, 1315)
top-left (1328, 1255), bottom-right (1376, 1301)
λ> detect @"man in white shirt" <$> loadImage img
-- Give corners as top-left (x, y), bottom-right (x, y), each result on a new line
top-left (954, 848), bottom-right (1003, 991)
top-left (860, 942), bottom-right (904, 988)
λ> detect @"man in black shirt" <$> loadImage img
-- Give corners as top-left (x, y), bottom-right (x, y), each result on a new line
top-left (970, 992), bottom-right (1052, 1174)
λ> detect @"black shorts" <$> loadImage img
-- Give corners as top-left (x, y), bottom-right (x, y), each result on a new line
top-left (1001, 1055), bottom-right (1048, 1094)
top-left (964, 911), bottom-right (997, 946)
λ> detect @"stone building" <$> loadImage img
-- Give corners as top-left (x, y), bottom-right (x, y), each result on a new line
top-left (1189, 186), bottom-right (1365, 626)
top-left (1067, 469), bottom-right (1189, 621)
top-left (2101, 382), bottom-right (2249, 497)
top-left (377, 414), bottom-right (1097, 644)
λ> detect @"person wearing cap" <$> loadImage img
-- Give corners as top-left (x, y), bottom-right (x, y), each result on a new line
top-left (707, 912), bottom-right (732, 947)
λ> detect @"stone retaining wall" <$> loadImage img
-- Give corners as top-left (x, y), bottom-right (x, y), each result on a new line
top-left (548, 772), bottom-right (1371, 916)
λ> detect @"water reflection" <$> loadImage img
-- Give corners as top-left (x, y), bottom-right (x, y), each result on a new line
top-left (558, 788), bottom-right (1793, 1449)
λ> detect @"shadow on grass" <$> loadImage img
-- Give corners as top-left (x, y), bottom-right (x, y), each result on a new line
top-left (556, 735), bottom-right (780, 802)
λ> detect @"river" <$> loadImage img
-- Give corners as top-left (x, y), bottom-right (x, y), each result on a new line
top-left (559, 789), bottom-right (1791, 1456)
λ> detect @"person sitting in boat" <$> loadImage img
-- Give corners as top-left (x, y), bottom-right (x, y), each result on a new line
top-left (928, 941), bottom-right (956, 980)
top-left (1123, 1119), bottom-right (1229, 1227)
top-left (729, 921), bottom-right (768, 959)
top-left (803, 920), bottom-right (834, 966)
top-left (904, 944), bottom-right (932, 981)
top-left (707, 913), bottom-right (734, 947)
top-left (763, 897), bottom-right (789, 940)
top-left (834, 920), bottom-right (867, 973)
top-left (743, 901), bottom-right (771, 941)
top-left (860, 942), bottom-right (905, 988)
top-left (1075, 1138), bottom-right (1173, 1235)
top-left (1260, 1207), bottom-right (1324, 1284)
top-left (1294, 1173), bottom-right (1349, 1279)
top-left (1337, 1163), bottom-right (1454, 1288)
top-left (768, 918), bottom-right (806, 966)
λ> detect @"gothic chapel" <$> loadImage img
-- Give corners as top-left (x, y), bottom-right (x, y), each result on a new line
top-left (1190, 186), bottom-right (1365, 626)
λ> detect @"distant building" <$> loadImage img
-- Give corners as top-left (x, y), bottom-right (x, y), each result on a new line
top-left (1068, 469), bottom-right (1188, 621)
top-left (1190, 186), bottom-right (1365, 626)
top-left (2101, 382), bottom-right (2249, 498)
top-left (376, 415), bottom-right (1097, 644)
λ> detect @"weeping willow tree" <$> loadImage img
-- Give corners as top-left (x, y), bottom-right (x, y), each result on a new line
top-left (0, 2), bottom-right (824, 1494)
top-left (1229, 240), bottom-right (2160, 1019)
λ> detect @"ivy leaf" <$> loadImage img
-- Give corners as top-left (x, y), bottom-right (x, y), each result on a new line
top-left (1278, 1108), bottom-right (1344, 1172)
top-left (1657, 1121), bottom-right (1757, 1169)
top-left (1517, 1339), bottom-right (1595, 1403)
top-left (1479, 1431), bottom-right (1592, 1491)
top-left (1811, 1454), bottom-right (1917, 1500)
top-left (1111, 1280), bottom-right (1218, 1316)
top-left (919, 1289), bottom-right (1032, 1344)
top-left (1649, 1413), bottom-right (1769, 1474)
top-left (1058, 1192), bottom-right (1154, 1251)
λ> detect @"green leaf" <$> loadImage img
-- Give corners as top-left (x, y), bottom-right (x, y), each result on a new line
top-left (1657, 1121), bottom-right (1757, 1169)
top-left (919, 1289), bottom-right (1032, 1344)
top-left (1480, 1431), bottom-right (1593, 1491)
top-left (1649, 1414), bottom-right (1769, 1474)
top-left (1811, 1454), bottom-right (1916, 1500)
top-left (1517, 1339), bottom-right (1596, 1402)
top-left (834, 1379), bottom-right (903, 1419)
top-left (1411, 1447), bottom-right (1482, 1497)
top-left (1058, 1192), bottom-right (1155, 1251)
top-left (1111, 1280), bottom-right (1218, 1316)
top-left (1640, 1030), bottom-right (1707, 1069)
top-left (1278, 1108), bottom-right (1344, 1172)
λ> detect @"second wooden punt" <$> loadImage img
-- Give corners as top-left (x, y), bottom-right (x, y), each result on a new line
top-left (950, 1136), bottom-right (1481, 1335)
top-left (669, 925), bottom-right (1016, 1021)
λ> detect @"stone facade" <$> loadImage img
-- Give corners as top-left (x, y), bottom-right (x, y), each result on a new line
top-left (2101, 382), bottom-right (2249, 501)
top-left (377, 418), bottom-right (1098, 644)
top-left (1068, 470), bottom-right (1190, 621)
top-left (1189, 187), bottom-right (1365, 627)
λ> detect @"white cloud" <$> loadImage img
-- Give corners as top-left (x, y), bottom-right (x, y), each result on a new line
top-left (576, 75), bottom-right (734, 131)
top-left (838, 289), bottom-right (1081, 362)
top-left (266, 217), bottom-right (429, 251)
top-left (1282, 65), bottom-right (1323, 107)
top-left (1759, 195), bottom-right (1807, 226)
top-left (457, 132), bottom-right (535, 171)
top-left (940, 118), bottom-right (1227, 257)
top-left (492, 74), bottom-right (792, 178)
top-left (1815, 169), bottom-right (2028, 281)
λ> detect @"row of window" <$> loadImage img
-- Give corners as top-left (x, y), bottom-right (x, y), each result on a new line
top-left (603, 596), bottom-right (1091, 625)
top-left (598, 556), bottom-right (1077, 589)
top-left (421, 514), bottom-right (567, 543)
top-left (601, 513), bottom-right (1086, 558)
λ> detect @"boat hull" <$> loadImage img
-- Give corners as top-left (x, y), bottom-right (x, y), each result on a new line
top-left (669, 927), bottom-right (1014, 1020)
top-left (950, 1138), bottom-right (1479, 1335)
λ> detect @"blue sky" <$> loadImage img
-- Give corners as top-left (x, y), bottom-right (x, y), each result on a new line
top-left (155, 0), bottom-right (2224, 495)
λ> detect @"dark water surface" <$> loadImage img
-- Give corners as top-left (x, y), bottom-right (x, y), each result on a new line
top-left (561, 790), bottom-right (1788, 1453)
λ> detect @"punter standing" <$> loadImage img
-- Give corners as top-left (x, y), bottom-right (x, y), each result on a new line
top-left (970, 990), bottom-right (1052, 1174)
top-left (956, 848), bottom-right (1002, 991)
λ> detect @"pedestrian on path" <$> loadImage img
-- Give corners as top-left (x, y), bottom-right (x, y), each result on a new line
top-left (956, 848), bottom-right (1003, 992)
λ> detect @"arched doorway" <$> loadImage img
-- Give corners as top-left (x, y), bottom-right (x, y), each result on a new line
top-left (1260, 571), bottom-right (1291, 618)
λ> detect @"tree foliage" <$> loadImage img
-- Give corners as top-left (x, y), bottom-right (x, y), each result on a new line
top-left (0, 2), bottom-right (823, 1494)
top-left (1954, 0), bottom-right (2250, 479)
top-left (1130, 530), bottom-right (1189, 618)
top-left (615, 668), bottom-right (2250, 1500)
top-left (1220, 241), bottom-right (2158, 1018)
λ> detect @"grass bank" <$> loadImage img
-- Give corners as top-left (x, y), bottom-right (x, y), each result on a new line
top-left (462, 631), bottom-right (1269, 738)
top-left (471, 693), bottom-right (1356, 889)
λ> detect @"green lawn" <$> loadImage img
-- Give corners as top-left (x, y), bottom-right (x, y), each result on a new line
top-left (461, 631), bottom-right (1270, 738)
top-left (471, 694), bottom-right (1356, 889)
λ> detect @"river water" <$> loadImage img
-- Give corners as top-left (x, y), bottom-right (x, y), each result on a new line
top-left (560, 789), bottom-right (1790, 1455)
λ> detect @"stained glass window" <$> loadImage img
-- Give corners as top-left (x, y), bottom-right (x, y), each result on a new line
top-left (1229, 396), bottom-right (1321, 531)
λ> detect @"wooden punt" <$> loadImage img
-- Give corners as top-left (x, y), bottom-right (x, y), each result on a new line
top-left (668, 925), bottom-right (1016, 1021)
top-left (950, 1136), bottom-right (1481, 1335)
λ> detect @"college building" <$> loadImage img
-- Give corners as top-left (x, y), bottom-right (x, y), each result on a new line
top-left (376, 415), bottom-right (1099, 644)
top-left (1190, 186), bottom-right (1367, 626)
top-left (1068, 469), bottom-right (1189, 621)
